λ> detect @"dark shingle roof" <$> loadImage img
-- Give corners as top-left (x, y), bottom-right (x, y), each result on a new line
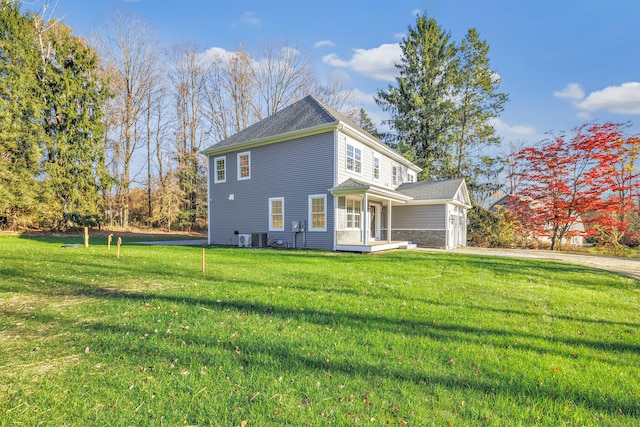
top-left (330, 178), bottom-right (371, 192)
top-left (203, 95), bottom-right (343, 154)
top-left (396, 178), bottom-right (466, 201)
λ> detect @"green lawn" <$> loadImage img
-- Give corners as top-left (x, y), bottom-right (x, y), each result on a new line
top-left (1, 235), bottom-right (639, 426)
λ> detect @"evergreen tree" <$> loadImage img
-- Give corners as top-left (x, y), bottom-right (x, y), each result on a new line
top-left (376, 13), bottom-right (509, 192)
top-left (375, 12), bottom-right (456, 180)
top-left (449, 28), bottom-right (508, 201)
top-left (0, 1), bottom-right (44, 228)
top-left (37, 22), bottom-right (110, 229)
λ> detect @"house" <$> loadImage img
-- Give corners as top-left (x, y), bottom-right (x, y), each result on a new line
top-left (202, 95), bottom-right (471, 252)
top-left (490, 194), bottom-right (586, 247)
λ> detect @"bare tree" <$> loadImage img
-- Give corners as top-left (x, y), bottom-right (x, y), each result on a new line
top-left (250, 42), bottom-right (315, 120)
top-left (203, 45), bottom-right (255, 142)
top-left (94, 11), bottom-right (160, 227)
top-left (168, 44), bottom-right (210, 227)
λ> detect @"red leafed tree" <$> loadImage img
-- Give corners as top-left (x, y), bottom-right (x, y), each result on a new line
top-left (508, 122), bottom-right (639, 250)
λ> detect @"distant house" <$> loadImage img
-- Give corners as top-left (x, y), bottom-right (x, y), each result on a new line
top-left (202, 95), bottom-right (471, 252)
top-left (490, 195), bottom-right (586, 247)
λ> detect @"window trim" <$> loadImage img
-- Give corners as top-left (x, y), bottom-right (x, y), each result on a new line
top-left (308, 194), bottom-right (327, 232)
top-left (346, 197), bottom-right (362, 229)
top-left (269, 197), bottom-right (284, 231)
top-left (346, 143), bottom-right (362, 174)
top-left (214, 156), bottom-right (226, 183)
top-left (237, 151), bottom-right (251, 181)
top-left (373, 155), bottom-right (380, 180)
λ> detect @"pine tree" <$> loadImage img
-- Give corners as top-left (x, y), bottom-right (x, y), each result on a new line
top-left (375, 12), bottom-right (456, 180)
top-left (36, 21), bottom-right (110, 229)
top-left (0, 1), bottom-right (44, 228)
top-left (449, 28), bottom-right (508, 201)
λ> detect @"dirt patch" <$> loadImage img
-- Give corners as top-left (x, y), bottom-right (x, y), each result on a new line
top-left (6, 227), bottom-right (207, 241)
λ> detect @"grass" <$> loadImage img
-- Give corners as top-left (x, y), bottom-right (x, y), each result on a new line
top-left (1, 235), bottom-right (639, 426)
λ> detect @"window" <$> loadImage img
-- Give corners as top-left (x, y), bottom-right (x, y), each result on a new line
top-left (269, 197), bottom-right (284, 231)
top-left (237, 151), bottom-right (251, 180)
top-left (308, 194), bottom-right (327, 231)
top-left (407, 172), bottom-right (415, 183)
top-left (346, 143), bottom-right (361, 173)
top-left (214, 156), bottom-right (226, 183)
top-left (392, 165), bottom-right (398, 185)
top-left (346, 198), bottom-right (361, 229)
top-left (373, 155), bottom-right (380, 180)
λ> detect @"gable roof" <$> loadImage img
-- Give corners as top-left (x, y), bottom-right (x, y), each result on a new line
top-left (329, 178), bottom-right (413, 203)
top-left (397, 178), bottom-right (471, 207)
top-left (201, 96), bottom-right (419, 172)
top-left (203, 96), bottom-right (338, 155)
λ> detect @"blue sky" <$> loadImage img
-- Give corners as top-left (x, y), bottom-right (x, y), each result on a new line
top-left (37, 0), bottom-right (640, 146)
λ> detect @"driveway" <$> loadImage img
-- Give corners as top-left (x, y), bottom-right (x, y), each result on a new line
top-left (433, 247), bottom-right (640, 280)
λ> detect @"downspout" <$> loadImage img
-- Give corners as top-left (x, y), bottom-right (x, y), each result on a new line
top-left (207, 156), bottom-right (212, 245)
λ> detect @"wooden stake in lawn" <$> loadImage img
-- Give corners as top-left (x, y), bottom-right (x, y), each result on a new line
top-left (117, 237), bottom-right (122, 259)
top-left (108, 234), bottom-right (113, 251)
top-left (84, 227), bottom-right (89, 248)
top-left (202, 247), bottom-right (205, 273)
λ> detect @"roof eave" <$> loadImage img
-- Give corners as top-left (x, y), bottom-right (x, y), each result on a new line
top-left (202, 121), bottom-right (339, 156)
top-left (338, 122), bottom-right (422, 173)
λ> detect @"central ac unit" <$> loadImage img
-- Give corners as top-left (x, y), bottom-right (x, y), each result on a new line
top-left (238, 234), bottom-right (252, 248)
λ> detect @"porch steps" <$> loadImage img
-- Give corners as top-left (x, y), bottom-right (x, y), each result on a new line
top-left (399, 243), bottom-right (417, 250)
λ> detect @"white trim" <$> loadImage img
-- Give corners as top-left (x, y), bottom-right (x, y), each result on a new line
top-left (308, 194), bottom-right (327, 232)
top-left (203, 122), bottom-right (338, 156)
top-left (393, 228), bottom-right (446, 231)
top-left (373, 154), bottom-right (380, 180)
top-left (346, 142), bottom-right (362, 175)
top-left (345, 197), bottom-right (362, 229)
top-left (213, 155), bottom-right (226, 183)
top-left (269, 197), bottom-right (284, 231)
top-left (237, 151), bottom-right (251, 181)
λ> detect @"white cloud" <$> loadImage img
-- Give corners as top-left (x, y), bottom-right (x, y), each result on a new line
top-left (314, 40), bottom-right (335, 48)
top-left (577, 82), bottom-right (640, 115)
top-left (201, 46), bottom-right (235, 63)
top-left (491, 118), bottom-right (536, 138)
top-left (553, 83), bottom-right (585, 101)
top-left (323, 43), bottom-right (401, 81)
top-left (393, 33), bottom-right (405, 40)
top-left (232, 11), bottom-right (260, 27)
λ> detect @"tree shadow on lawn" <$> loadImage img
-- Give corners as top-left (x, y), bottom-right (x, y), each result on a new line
top-left (13, 276), bottom-right (631, 369)
top-left (4, 252), bottom-right (639, 361)
top-left (5, 298), bottom-right (638, 420)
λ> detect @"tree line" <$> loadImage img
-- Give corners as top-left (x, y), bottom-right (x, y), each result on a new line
top-left (4, 1), bottom-right (636, 249)
top-left (1, 1), bottom-right (353, 230)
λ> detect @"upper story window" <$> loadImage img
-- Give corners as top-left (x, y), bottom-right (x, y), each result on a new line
top-left (237, 151), bottom-right (251, 180)
top-left (269, 197), bottom-right (284, 231)
top-left (407, 172), bottom-right (415, 183)
top-left (309, 194), bottom-right (327, 231)
top-left (373, 155), bottom-right (380, 180)
top-left (392, 165), bottom-right (398, 186)
top-left (346, 144), bottom-right (361, 173)
top-left (214, 156), bottom-right (226, 183)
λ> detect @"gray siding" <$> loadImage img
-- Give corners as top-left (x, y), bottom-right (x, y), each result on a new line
top-left (392, 204), bottom-right (446, 230)
top-left (336, 133), bottom-right (416, 189)
top-left (208, 132), bottom-right (335, 250)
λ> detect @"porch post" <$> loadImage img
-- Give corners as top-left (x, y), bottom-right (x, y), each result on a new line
top-left (387, 199), bottom-right (392, 243)
top-left (363, 193), bottom-right (368, 246)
